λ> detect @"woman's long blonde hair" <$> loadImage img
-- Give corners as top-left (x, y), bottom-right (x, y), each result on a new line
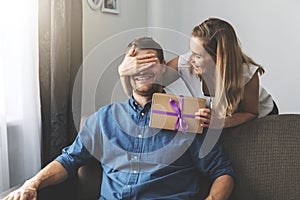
top-left (192, 18), bottom-right (264, 116)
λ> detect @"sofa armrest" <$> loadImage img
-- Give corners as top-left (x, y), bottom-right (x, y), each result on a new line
top-left (37, 176), bottom-right (78, 200)
top-left (77, 157), bottom-right (102, 200)
top-left (34, 157), bottom-right (102, 200)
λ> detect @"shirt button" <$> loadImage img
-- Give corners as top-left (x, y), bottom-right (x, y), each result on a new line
top-left (133, 170), bottom-right (138, 174)
top-left (141, 112), bottom-right (144, 116)
top-left (133, 155), bottom-right (138, 160)
top-left (138, 134), bottom-right (142, 138)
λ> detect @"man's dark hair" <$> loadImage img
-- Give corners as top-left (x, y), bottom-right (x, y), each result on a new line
top-left (126, 37), bottom-right (164, 63)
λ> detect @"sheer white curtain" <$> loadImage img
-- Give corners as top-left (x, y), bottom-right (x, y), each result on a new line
top-left (0, 0), bottom-right (41, 192)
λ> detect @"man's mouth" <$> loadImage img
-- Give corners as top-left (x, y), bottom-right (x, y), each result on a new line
top-left (133, 72), bottom-right (154, 81)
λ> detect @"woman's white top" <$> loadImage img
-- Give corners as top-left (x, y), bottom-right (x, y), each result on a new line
top-left (167, 53), bottom-right (274, 118)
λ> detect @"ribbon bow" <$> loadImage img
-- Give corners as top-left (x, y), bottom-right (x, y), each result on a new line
top-left (169, 96), bottom-right (189, 134)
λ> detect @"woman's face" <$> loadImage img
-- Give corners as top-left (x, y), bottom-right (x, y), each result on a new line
top-left (188, 36), bottom-right (215, 76)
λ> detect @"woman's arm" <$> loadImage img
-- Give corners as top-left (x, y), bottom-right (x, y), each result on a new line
top-left (223, 71), bottom-right (260, 128)
top-left (163, 56), bottom-right (180, 86)
top-left (195, 71), bottom-right (260, 129)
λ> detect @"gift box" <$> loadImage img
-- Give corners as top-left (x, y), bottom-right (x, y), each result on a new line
top-left (150, 93), bottom-right (206, 134)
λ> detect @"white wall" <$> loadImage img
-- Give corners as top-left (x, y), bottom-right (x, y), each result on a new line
top-left (82, 0), bottom-right (149, 115)
top-left (148, 0), bottom-right (300, 114)
top-left (82, 0), bottom-right (300, 114)
top-left (83, 0), bottom-right (149, 57)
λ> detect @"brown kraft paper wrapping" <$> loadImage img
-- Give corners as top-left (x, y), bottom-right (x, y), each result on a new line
top-left (150, 93), bottom-right (206, 134)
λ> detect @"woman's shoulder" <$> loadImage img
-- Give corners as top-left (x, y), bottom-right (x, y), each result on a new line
top-left (242, 63), bottom-right (259, 83)
top-left (178, 52), bottom-right (190, 64)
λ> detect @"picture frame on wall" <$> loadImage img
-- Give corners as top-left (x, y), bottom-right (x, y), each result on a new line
top-left (87, 0), bottom-right (102, 10)
top-left (101, 0), bottom-right (119, 14)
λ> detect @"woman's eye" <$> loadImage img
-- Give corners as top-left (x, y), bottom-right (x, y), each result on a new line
top-left (195, 55), bottom-right (201, 59)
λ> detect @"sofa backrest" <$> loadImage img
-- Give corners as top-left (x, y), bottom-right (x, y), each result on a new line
top-left (221, 114), bottom-right (300, 200)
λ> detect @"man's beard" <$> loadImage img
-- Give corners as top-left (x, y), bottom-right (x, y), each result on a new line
top-left (134, 83), bottom-right (163, 97)
top-left (131, 70), bottom-right (164, 97)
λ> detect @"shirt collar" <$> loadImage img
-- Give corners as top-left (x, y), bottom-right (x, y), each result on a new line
top-left (128, 90), bottom-right (166, 113)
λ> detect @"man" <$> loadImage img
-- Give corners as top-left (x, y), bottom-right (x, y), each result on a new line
top-left (4, 37), bottom-right (234, 200)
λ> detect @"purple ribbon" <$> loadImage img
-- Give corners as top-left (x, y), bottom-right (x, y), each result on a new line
top-left (152, 96), bottom-right (194, 134)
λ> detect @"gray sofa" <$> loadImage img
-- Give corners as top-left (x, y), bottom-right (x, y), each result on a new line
top-left (221, 114), bottom-right (300, 200)
top-left (1, 114), bottom-right (300, 200)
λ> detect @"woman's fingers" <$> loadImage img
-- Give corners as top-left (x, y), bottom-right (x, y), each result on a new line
top-left (135, 56), bottom-right (158, 65)
top-left (138, 62), bottom-right (157, 71)
top-left (127, 45), bottom-right (136, 56)
top-left (136, 53), bottom-right (157, 60)
top-left (195, 108), bottom-right (211, 118)
top-left (195, 108), bottom-right (225, 129)
top-left (195, 117), bottom-right (210, 127)
top-left (120, 58), bottom-right (158, 76)
top-left (119, 51), bottom-right (159, 77)
top-left (195, 108), bottom-right (211, 127)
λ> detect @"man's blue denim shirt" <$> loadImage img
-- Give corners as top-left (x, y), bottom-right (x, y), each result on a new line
top-left (56, 96), bottom-right (234, 200)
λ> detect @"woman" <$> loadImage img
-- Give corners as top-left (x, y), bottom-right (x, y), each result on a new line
top-left (118, 18), bottom-right (278, 128)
